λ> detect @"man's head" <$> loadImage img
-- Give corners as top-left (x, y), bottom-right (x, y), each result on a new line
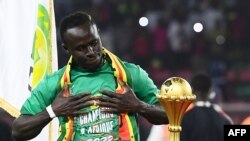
top-left (191, 73), bottom-right (212, 101)
top-left (59, 11), bottom-right (103, 71)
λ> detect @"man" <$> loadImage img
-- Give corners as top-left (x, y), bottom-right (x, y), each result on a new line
top-left (180, 73), bottom-right (233, 141)
top-left (12, 11), bottom-right (168, 141)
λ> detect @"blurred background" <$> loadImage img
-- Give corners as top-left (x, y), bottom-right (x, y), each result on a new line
top-left (54, 0), bottom-right (250, 138)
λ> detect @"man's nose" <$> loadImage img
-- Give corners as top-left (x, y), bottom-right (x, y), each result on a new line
top-left (86, 46), bottom-right (94, 54)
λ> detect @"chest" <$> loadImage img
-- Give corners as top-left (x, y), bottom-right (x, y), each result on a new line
top-left (70, 70), bottom-right (116, 95)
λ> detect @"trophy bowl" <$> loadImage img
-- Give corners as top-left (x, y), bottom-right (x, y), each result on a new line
top-left (156, 77), bottom-right (196, 141)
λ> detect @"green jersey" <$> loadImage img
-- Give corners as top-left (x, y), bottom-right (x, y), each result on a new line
top-left (21, 61), bottom-right (159, 141)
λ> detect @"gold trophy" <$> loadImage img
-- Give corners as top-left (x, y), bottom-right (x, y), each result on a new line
top-left (156, 77), bottom-right (196, 141)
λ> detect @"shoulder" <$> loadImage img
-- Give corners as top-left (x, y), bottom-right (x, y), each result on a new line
top-left (123, 61), bottom-right (139, 69)
top-left (44, 66), bottom-right (66, 81)
top-left (123, 61), bottom-right (148, 75)
top-left (213, 104), bottom-right (234, 124)
top-left (33, 66), bottom-right (66, 90)
top-left (122, 61), bottom-right (159, 102)
top-left (123, 61), bottom-right (153, 84)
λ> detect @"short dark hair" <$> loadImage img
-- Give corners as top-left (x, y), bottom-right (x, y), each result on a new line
top-left (191, 73), bottom-right (212, 94)
top-left (59, 11), bottom-right (96, 43)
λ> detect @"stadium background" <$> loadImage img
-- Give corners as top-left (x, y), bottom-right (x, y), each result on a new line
top-left (54, 0), bottom-right (250, 133)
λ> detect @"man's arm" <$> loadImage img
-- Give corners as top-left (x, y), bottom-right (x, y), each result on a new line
top-left (12, 111), bottom-right (52, 140)
top-left (138, 102), bottom-right (168, 124)
top-left (12, 85), bottom-right (93, 140)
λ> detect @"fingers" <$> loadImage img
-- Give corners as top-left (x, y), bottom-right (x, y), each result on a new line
top-left (74, 100), bottom-right (95, 109)
top-left (99, 102), bottom-right (118, 109)
top-left (60, 98), bottom-right (100, 116)
top-left (68, 93), bottom-right (107, 108)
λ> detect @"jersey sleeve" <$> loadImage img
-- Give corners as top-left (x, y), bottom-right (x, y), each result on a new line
top-left (20, 74), bottom-right (60, 115)
top-left (125, 63), bottom-right (160, 104)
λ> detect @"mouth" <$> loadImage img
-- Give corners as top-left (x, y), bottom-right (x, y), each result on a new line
top-left (85, 53), bottom-right (101, 64)
top-left (86, 58), bottom-right (98, 64)
top-left (82, 55), bottom-right (103, 71)
top-left (76, 52), bottom-right (103, 70)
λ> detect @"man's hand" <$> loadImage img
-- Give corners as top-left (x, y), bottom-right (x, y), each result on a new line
top-left (51, 84), bottom-right (94, 116)
top-left (97, 79), bottom-right (143, 114)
